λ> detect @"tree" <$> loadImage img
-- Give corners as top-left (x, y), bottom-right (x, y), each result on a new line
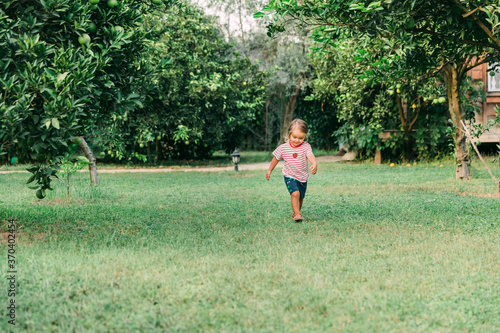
top-left (197, 1), bottom-right (316, 150)
top-left (0, 0), bottom-right (173, 197)
top-left (100, 2), bottom-right (266, 161)
top-left (264, 36), bottom-right (311, 143)
top-left (309, 36), bottom-right (457, 160)
top-left (257, 0), bottom-right (500, 179)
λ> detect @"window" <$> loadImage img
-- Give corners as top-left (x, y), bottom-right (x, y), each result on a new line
top-left (487, 63), bottom-right (500, 92)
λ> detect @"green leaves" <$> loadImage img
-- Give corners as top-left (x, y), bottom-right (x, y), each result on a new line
top-left (349, 1), bottom-right (383, 12)
top-left (1, 0), bottom-right (180, 197)
top-left (103, 2), bottom-right (267, 160)
top-left (26, 164), bottom-right (59, 199)
top-left (482, 5), bottom-right (500, 36)
top-left (51, 118), bottom-right (60, 129)
top-left (2, 0), bottom-right (267, 198)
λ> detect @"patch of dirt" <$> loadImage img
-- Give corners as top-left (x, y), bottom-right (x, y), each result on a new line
top-left (33, 233), bottom-right (45, 241)
top-left (0, 232), bottom-right (19, 244)
top-left (316, 155), bottom-right (344, 162)
top-left (0, 232), bottom-right (45, 244)
top-left (31, 198), bottom-right (85, 205)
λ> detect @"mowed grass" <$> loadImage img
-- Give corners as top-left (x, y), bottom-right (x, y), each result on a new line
top-left (0, 160), bottom-right (499, 332)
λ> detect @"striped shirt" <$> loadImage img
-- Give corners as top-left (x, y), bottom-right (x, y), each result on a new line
top-left (273, 142), bottom-right (314, 182)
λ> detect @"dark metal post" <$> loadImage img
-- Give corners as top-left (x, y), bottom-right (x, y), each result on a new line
top-left (232, 149), bottom-right (240, 172)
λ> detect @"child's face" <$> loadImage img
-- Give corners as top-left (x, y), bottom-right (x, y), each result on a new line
top-left (289, 128), bottom-right (306, 147)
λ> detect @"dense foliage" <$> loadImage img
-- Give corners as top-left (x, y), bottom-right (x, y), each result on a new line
top-left (258, 0), bottom-right (500, 176)
top-left (0, 0), bottom-right (169, 163)
top-left (0, 0), bottom-right (267, 197)
top-left (1, 0), bottom-right (266, 163)
top-left (0, 0), bottom-right (184, 196)
top-left (92, 3), bottom-right (267, 161)
top-left (308, 37), bottom-right (461, 161)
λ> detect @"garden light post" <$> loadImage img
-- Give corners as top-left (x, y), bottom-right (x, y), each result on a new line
top-left (232, 148), bottom-right (240, 172)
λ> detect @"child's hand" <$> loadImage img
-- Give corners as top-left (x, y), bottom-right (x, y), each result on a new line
top-left (310, 163), bottom-right (317, 175)
top-left (265, 170), bottom-right (272, 181)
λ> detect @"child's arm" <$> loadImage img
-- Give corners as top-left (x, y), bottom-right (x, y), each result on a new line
top-left (266, 157), bottom-right (280, 181)
top-left (308, 154), bottom-right (317, 175)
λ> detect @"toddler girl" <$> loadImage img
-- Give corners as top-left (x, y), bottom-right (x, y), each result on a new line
top-left (266, 119), bottom-right (317, 221)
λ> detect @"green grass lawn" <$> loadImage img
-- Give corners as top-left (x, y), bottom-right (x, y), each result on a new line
top-left (0, 161), bottom-right (499, 332)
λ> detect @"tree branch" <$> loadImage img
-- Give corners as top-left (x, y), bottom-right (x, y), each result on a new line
top-left (442, 62), bottom-right (452, 80)
top-left (463, 6), bottom-right (482, 18)
top-left (76, 136), bottom-right (99, 186)
top-left (410, 27), bottom-right (500, 51)
top-left (461, 120), bottom-right (499, 188)
top-left (268, 99), bottom-right (282, 113)
top-left (409, 101), bottom-right (425, 132)
top-left (271, 93), bottom-right (287, 109)
top-left (396, 94), bottom-right (408, 130)
top-left (284, 11), bottom-right (500, 52)
top-left (463, 53), bottom-right (494, 73)
top-left (452, 0), bottom-right (500, 48)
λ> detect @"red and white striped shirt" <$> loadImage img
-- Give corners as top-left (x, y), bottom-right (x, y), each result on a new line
top-left (273, 142), bottom-right (314, 182)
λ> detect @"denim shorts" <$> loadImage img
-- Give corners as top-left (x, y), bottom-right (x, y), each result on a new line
top-left (284, 177), bottom-right (307, 199)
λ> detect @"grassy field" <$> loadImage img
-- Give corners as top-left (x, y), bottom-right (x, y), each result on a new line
top-left (0, 160), bottom-right (499, 332)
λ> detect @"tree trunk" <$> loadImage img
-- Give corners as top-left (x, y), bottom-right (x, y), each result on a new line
top-left (396, 94), bottom-right (423, 161)
top-left (237, 0), bottom-right (246, 50)
top-left (443, 64), bottom-right (470, 179)
top-left (155, 138), bottom-right (159, 161)
top-left (396, 95), bottom-right (412, 160)
top-left (66, 172), bottom-right (70, 198)
top-left (265, 99), bottom-right (269, 152)
top-left (76, 136), bottom-right (99, 186)
top-left (280, 94), bottom-right (298, 143)
top-left (279, 79), bottom-right (301, 144)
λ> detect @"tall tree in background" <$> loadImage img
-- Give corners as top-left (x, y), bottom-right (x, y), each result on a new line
top-left (99, 2), bottom-right (266, 161)
top-left (199, 0), bottom-right (312, 147)
top-left (202, 0), bottom-right (264, 52)
top-left (261, 34), bottom-right (310, 143)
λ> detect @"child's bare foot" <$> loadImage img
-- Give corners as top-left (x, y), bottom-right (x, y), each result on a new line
top-left (292, 213), bottom-right (304, 222)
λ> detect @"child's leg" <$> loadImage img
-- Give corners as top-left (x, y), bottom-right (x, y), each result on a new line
top-left (298, 180), bottom-right (306, 212)
top-left (284, 177), bottom-right (304, 217)
top-left (291, 191), bottom-right (301, 215)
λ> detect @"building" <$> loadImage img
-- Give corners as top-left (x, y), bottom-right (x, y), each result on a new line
top-left (469, 63), bottom-right (500, 144)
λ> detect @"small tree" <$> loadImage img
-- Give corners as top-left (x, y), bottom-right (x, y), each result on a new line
top-left (60, 156), bottom-right (90, 199)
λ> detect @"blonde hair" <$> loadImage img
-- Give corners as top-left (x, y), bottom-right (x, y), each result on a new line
top-left (287, 119), bottom-right (309, 139)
